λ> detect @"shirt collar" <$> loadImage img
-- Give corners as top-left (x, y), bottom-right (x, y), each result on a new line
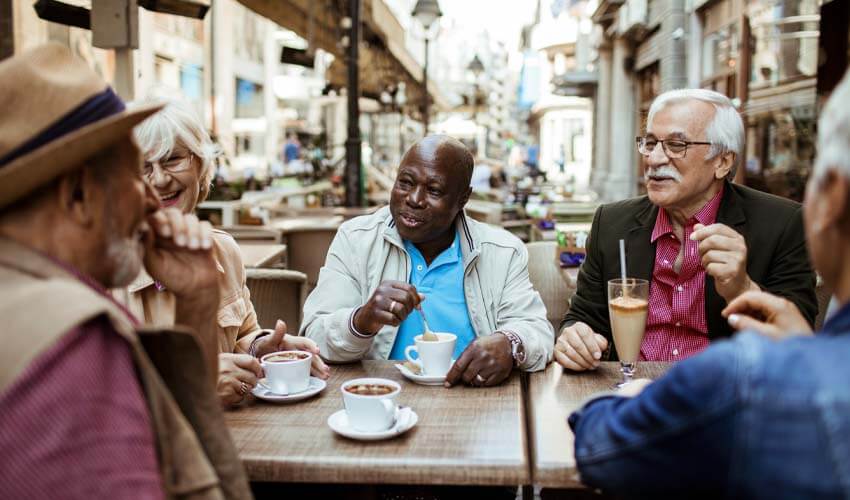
top-left (822, 301), bottom-right (850, 337)
top-left (404, 230), bottom-right (461, 269)
top-left (651, 184), bottom-right (725, 243)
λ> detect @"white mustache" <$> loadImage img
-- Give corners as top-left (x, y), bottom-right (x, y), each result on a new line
top-left (644, 166), bottom-right (683, 183)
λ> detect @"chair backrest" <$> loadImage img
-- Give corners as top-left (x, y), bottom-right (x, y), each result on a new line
top-left (220, 225), bottom-right (282, 243)
top-left (245, 268), bottom-right (308, 333)
top-left (284, 228), bottom-right (338, 291)
top-left (525, 241), bottom-right (577, 332)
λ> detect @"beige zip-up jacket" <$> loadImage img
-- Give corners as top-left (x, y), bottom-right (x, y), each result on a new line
top-left (300, 207), bottom-right (554, 371)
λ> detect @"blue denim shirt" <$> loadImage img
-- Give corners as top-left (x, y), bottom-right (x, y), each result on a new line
top-left (569, 302), bottom-right (850, 499)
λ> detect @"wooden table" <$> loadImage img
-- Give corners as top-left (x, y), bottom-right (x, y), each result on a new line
top-left (526, 362), bottom-right (671, 488)
top-left (238, 243), bottom-right (286, 268)
top-left (225, 361), bottom-right (531, 486)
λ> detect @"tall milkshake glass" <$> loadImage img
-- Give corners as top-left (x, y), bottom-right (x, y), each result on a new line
top-left (608, 278), bottom-right (649, 388)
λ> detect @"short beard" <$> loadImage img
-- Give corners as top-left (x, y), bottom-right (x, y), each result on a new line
top-left (106, 235), bottom-right (143, 287)
top-left (102, 186), bottom-right (144, 288)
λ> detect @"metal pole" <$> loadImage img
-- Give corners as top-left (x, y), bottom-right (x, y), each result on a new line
top-left (345, 0), bottom-right (362, 207)
top-left (422, 36), bottom-right (430, 136)
top-left (209, 0), bottom-right (217, 136)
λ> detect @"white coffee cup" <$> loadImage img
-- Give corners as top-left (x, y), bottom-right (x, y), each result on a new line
top-left (260, 350), bottom-right (311, 395)
top-left (341, 378), bottom-right (401, 432)
top-left (404, 332), bottom-right (457, 376)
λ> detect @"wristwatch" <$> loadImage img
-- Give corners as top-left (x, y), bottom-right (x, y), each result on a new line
top-left (499, 331), bottom-right (526, 367)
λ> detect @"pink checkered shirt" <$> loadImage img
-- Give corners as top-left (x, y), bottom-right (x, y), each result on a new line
top-left (0, 259), bottom-right (163, 499)
top-left (640, 186), bottom-right (724, 362)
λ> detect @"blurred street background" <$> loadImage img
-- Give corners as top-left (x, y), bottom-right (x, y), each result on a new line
top-left (2, 0), bottom-right (848, 217)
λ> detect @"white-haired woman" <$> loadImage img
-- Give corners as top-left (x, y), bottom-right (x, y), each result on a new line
top-left (118, 94), bottom-right (329, 407)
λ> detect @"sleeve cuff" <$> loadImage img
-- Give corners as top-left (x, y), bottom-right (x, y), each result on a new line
top-left (348, 306), bottom-right (377, 339)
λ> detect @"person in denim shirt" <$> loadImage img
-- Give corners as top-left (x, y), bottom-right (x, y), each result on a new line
top-left (568, 70), bottom-right (850, 499)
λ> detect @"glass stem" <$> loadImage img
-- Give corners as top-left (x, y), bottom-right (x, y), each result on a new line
top-left (620, 361), bottom-right (635, 385)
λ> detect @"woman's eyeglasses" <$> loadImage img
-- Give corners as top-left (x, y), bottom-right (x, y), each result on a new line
top-left (143, 153), bottom-right (194, 178)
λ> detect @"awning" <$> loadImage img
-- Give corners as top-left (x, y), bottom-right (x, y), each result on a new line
top-left (236, 0), bottom-right (450, 115)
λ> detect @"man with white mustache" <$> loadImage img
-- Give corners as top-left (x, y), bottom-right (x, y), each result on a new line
top-left (554, 88), bottom-right (818, 370)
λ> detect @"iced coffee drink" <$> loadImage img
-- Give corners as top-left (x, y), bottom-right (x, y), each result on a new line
top-left (609, 296), bottom-right (648, 364)
top-left (608, 278), bottom-right (649, 387)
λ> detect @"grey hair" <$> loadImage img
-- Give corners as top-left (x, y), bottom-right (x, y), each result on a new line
top-left (647, 88), bottom-right (744, 179)
top-left (132, 91), bottom-right (220, 203)
top-left (813, 71), bottom-right (850, 184)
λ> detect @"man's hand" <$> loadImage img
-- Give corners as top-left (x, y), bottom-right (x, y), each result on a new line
top-left (691, 223), bottom-right (759, 302)
top-left (353, 281), bottom-right (423, 335)
top-left (217, 352), bottom-right (262, 408)
top-left (144, 208), bottom-right (217, 296)
top-left (253, 320), bottom-right (330, 379)
top-left (722, 290), bottom-right (813, 339)
top-left (554, 322), bottom-right (608, 371)
top-left (444, 334), bottom-right (513, 388)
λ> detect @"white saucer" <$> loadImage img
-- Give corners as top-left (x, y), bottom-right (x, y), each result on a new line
top-left (394, 361), bottom-right (453, 386)
top-left (252, 377), bottom-right (327, 403)
top-left (327, 407), bottom-right (418, 441)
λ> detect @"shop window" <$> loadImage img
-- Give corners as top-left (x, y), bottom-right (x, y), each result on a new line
top-left (235, 78), bottom-right (264, 118)
top-left (745, 108), bottom-right (816, 202)
top-left (749, 0), bottom-right (820, 88)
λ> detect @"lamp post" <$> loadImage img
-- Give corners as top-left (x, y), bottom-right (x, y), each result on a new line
top-left (467, 54), bottom-right (485, 153)
top-left (344, 0), bottom-right (362, 207)
top-left (411, 0), bottom-right (442, 136)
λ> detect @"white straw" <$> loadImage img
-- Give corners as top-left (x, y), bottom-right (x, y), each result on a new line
top-left (619, 239), bottom-right (627, 283)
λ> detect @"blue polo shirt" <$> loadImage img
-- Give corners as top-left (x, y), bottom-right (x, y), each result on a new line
top-left (388, 230), bottom-right (477, 360)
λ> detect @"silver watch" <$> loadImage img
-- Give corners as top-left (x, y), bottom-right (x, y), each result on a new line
top-left (499, 331), bottom-right (526, 366)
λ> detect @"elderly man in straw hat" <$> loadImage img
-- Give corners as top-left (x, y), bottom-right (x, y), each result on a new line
top-left (0, 45), bottom-right (250, 499)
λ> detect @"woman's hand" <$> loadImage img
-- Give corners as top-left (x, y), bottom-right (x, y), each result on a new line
top-left (253, 320), bottom-right (330, 380)
top-left (218, 352), bottom-right (262, 408)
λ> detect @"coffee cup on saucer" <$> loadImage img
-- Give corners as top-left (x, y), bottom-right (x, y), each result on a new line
top-left (340, 378), bottom-right (401, 432)
top-left (260, 350), bottom-right (311, 395)
top-left (404, 332), bottom-right (456, 377)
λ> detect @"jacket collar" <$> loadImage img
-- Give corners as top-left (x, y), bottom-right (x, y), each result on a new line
top-left (0, 236), bottom-right (138, 323)
top-left (822, 301), bottom-right (850, 336)
top-left (0, 236), bottom-right (83, 283)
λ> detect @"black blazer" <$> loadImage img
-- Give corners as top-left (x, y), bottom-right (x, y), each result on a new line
top-left (562, 181), bottom-right (818, 360)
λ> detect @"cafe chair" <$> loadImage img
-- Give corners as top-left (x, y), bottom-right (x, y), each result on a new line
top-left (283, 227), bottom-right (338, 292)
top-left (245, 268), bottom-right (308, 333)
top-left (525, 241), bottom-right (577, 332)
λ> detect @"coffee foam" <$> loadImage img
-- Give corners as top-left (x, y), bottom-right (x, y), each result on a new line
top-left (609, 296), bottom-right (648, 313)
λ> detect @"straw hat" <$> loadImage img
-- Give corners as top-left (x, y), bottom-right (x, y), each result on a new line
top-left (0, 43), bottom-right (162, 209)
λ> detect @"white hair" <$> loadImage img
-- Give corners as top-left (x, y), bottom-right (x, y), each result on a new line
top-left (813, 71), bottom-right (850, 184)
top-left (132, 90), bottom-right (220, 203)
top-left (647, 88), bottom-right (744, 178)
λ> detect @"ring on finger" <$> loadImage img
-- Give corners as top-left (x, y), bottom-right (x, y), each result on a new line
top-left (474, 374), bottom-right (486, 385)
top-left (389, 300), bottom-right (398, 314)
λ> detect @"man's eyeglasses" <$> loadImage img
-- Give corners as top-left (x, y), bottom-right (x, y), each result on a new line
top-left (143, 153), bottom-right (194, 178)
top-left (635, 136), bottom-right (712, 159)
